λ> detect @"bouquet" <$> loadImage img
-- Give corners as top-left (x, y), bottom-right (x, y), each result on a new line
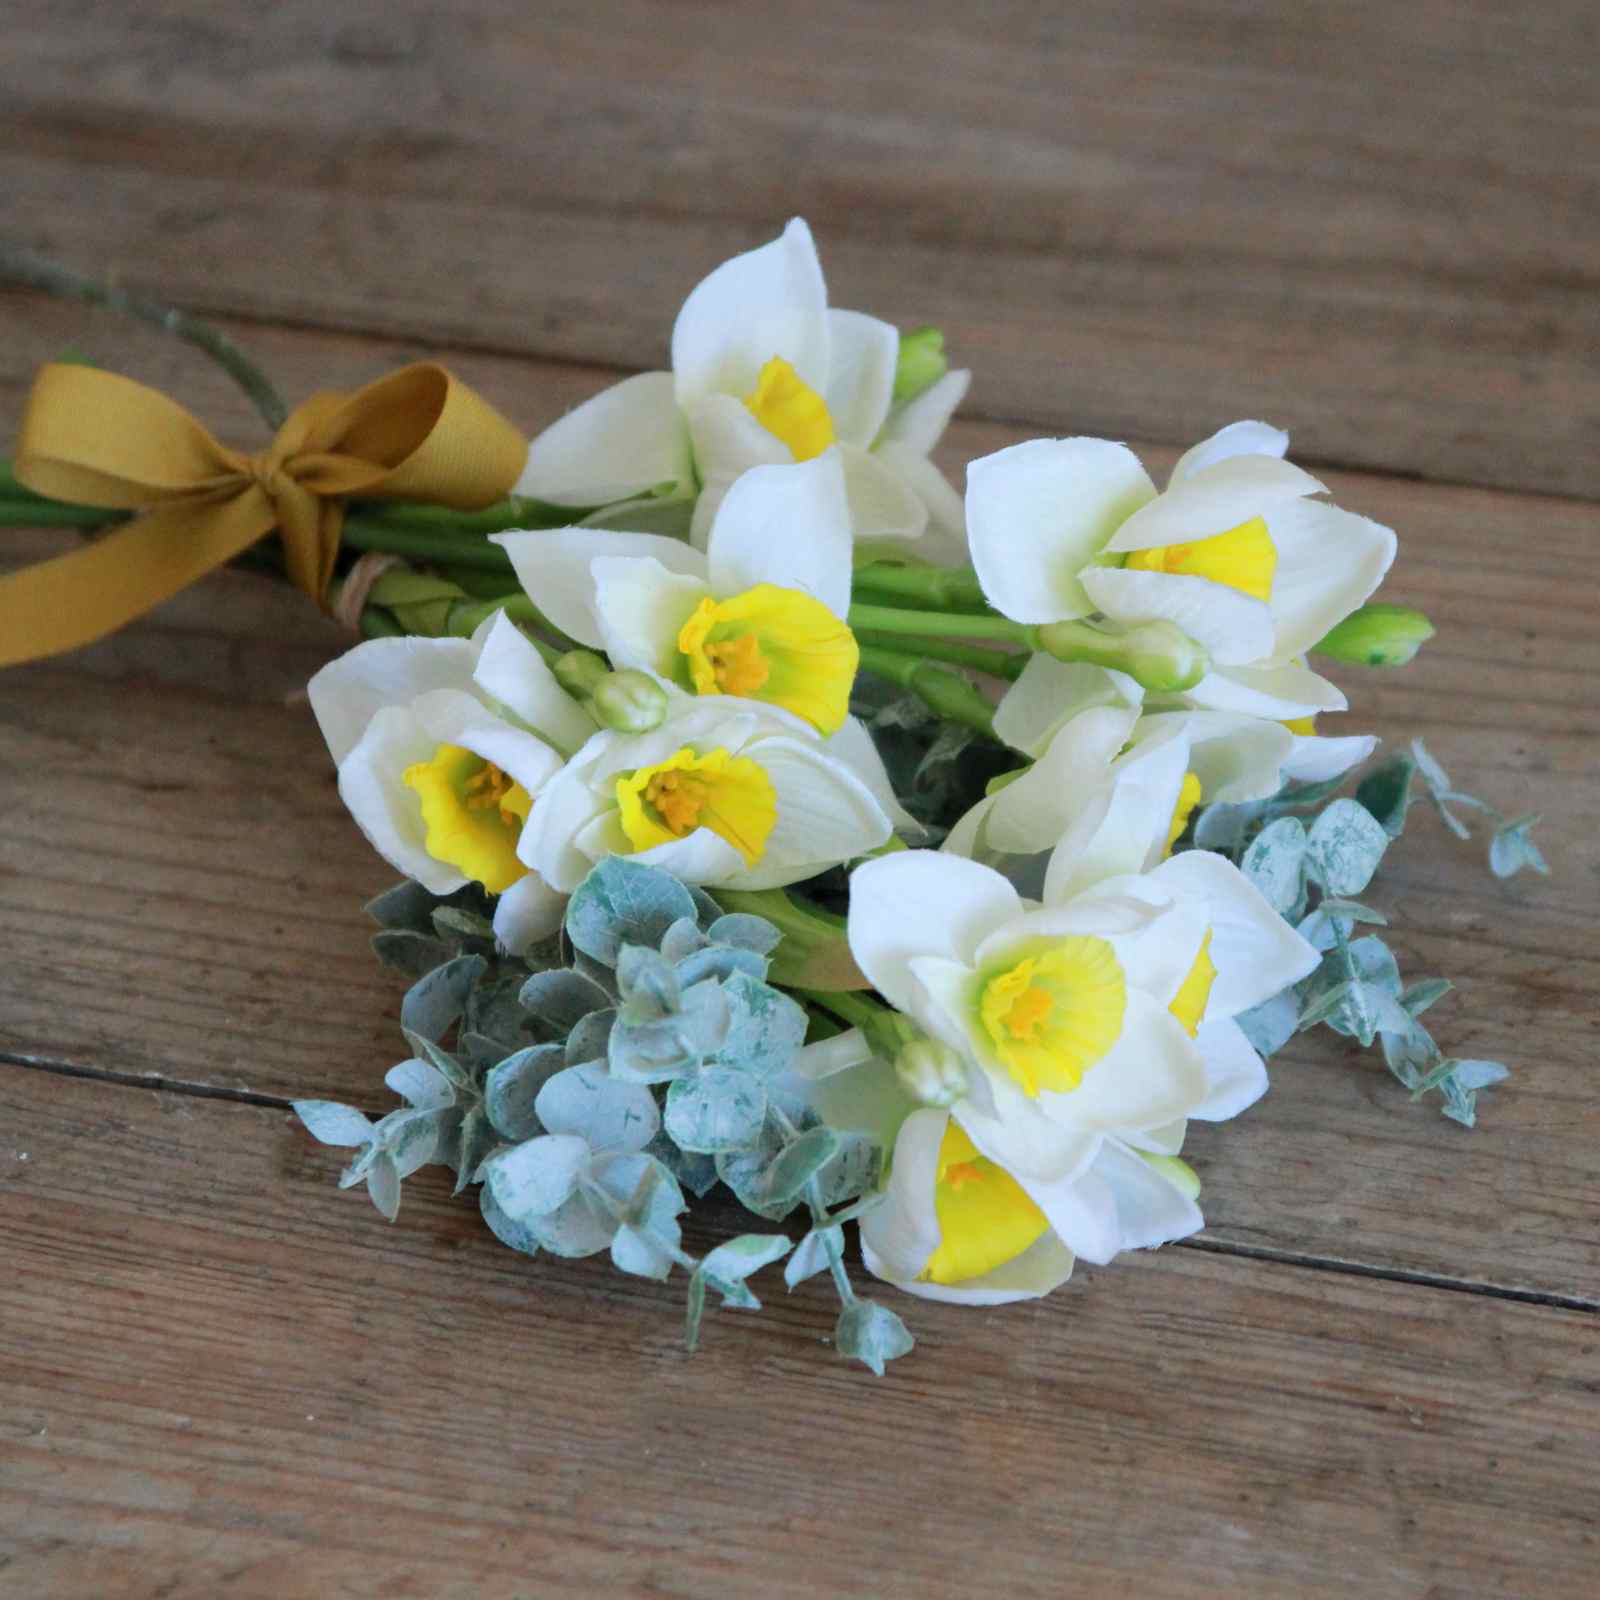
top-left (1, 221), bottom-right (1544, 1372)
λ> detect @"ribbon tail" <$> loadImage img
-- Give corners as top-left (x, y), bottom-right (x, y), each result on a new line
top-left (0, 490), bottom-right (276, 667)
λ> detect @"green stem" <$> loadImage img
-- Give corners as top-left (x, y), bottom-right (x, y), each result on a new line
top-left (348, 495), bottom-right (573, 537)
top-left (793, 987), bottom-right (890, 1033)
top-left (848, 601), bottom-right (1034, 645)
top-left (342, 514), bottom-right (519, 575)
top-left (1, 246), bottom-right (289, 430)
top-left (855, 629), bottom-right (1024, 680)
top-left (359, 606), bottom-right (405, 639)
top-left (851, 561), bottom-right (989, 613)
top-left (856, 644), bottom-right (997, 738)
top-left (0, 500), bottom-right (124, 529)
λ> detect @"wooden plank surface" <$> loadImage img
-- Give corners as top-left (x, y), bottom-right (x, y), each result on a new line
top-left (3, 1065), bottom-right (1598, 1600)
top-left (2, 301), bottom-right (1596, 1311)
top-left (3, 0), bottom-right (1597, 497)
top-left (3, 6), bottom-right (1599, 1592)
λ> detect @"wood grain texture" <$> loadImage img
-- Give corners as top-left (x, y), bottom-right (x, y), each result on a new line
top-left (3, 1065), bottom-right (1597, 1600)
top-left (2, 305), bottom-right (1596, 1309)
top-left (3, 0), bottom-right (1597, 496)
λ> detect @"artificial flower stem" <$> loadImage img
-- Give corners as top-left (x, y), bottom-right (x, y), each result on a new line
top-left (793, 986), bottom-right (894, 1034)
top-left (345, 494), bottom-right (574, 538)
top-left (856, 644), bottom-right (997, 738)
top-left (847, 601), bottom-right (1034, 645)
top-left (851, 560), bottom-right (990, 613)
top-left (0, 245), bottom-right (290, 430)
top-left (855, 630), bottom-right (1023, 681)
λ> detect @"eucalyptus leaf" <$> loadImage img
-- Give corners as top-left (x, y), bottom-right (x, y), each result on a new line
top-left (715, 971), bottom-right (809, 1080)
top-left (616, 944), bottom-right (682, 1021)
top-left (519, 968), bottom-right (612, 1033)
top-left (536, 1062), bottom-right (661, 1154)
top-left (365, 879), bottom-right (439, 933)
top-left (484, 1133), bottom-right (590, 1221)
top-left (684, 1270), bottom-right (708, 1351)
top-left (659, 914), bottom-right (708, 964)
top-left (366, 1153), bottom-right (401, 1222)
top-left (448, 1106), bottom-right (498, 1194)
top-left (384, 1059), bottom-right (454, 1110)
top-left (431, 905), bottom-right (496, 944)
top-left (1355, 753), bottom-right (1417, 838)
top-left (480, 1185), bottom-right (542, 1257)
top-left (675, 945), bottom-right (769, 986)
top-left (701, 1233), bottom-right (794, 1283)
top-left (371, 928), bottom-right (455, 976)
top-left (401, 954), bottom-right (488, 1044)
top-left (785, 1224), bottom-right (844, 1289)
top-left (706, 914), bottom-right (782, 956)
top-left (566, 857), bottom-right (698, 965)
top-left (1236, 989), bottom-right (1299, 1059)
top-left (565, 1007), bottom-right (616, 1066)
top-left (1305, 799), bottom-right (1389, 896)
top-left (292, 1100), bottom-right (375, 1148)
top-left (834, 1299), bottom-right (914, 1375)
top-left (1401, 978), bottom-right (1453, 1019)
top-left (1489, 815), bottom-right (1549, 879)
top-left (664, 1068), bottom-right (768, 1154)
top-left (764, 1126), bottom-right (843, 1207)
top-left (484, 1043), bottom-right (566, 1141)
top-left (1451, 1059), bottom-right (1511, 1090)
top-left (1240, 816), bottom-right (1308, 914)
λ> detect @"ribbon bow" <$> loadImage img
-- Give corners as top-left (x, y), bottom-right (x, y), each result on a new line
top-left (2, 361), bottom-right (528, 666)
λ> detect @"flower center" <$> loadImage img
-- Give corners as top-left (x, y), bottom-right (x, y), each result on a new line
top-left (743, 355), bottom-right (836, 462)
top-left (1123, 514), bottom-right (1278, 601)
top-left (402, 743), bottom-right (532, 894)
top-left (1165, 769), bottom-right (1204, 856)
top-left (1167, 929), bottom-right (1216, 1037)
top-left (920, 1120), bottom-right (1049, 1286)
top-left (675, 584), bottom-right (859, 735)
top-left (1281, 714), bottom-right (1317, 735)
top-left (977, 936), bottom-right (1126, 1097)
top-left (615, 745), bottom-right (778, 868)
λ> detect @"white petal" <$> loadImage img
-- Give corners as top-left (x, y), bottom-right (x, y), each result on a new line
top-left (837, 442), bottom-right (928, 541)
top-left (1082, 567), bottom-right (1276, 666)
top-left (792, 1053), bottom-right (916, 1153)
top-left (955, 1075), bottom-right (1103, 1185)
top-left (471, 611), bottom-right (598, 754)
top-left (847, 851), bottom-right (1022, 1019)
top-left (1149, 848), bottom-right (1320, 1017)
top-left (337, 705), bottom-right (464, 895)
top-left (994, 654), bottom-right (1143, 757)
top-left (308, 637), bottom-right (479, 766)
top-left (671, 217), bottom-right (829, 409)
top-left (514, 371), bottom-right (692, 506)
top-left (492, 871), bottom-right (567, 955)
top-left (880, 369), bottom-right (970, 456)
top-left (1182, 661), bottom-right (1348, 720)
top-left (987, 704), bottom-right (1140, 857)
top-left (865, 1231), bottom-right (1076, 1306)
top-left (410, 689), bottom-right (565, 798)
top-left (968, 438), bottom-right (1157, 624)
top-left (1089, 1140), bottom-right (1205, 1250)
top-left (822, 309), bottom-right (897, 449)
top-left (492, 527), bottom-right (709, 649)
top-left (628, 826), bottom-right (749, 886)
top-left (1139, 709), bottom-right (1294, 804)
top-left (873, 441), bottom-right (966, 541)
top-left (1167, 420), bottom-right (1290, 487)
top-left (857, 1107), bottom-right (946, 1283)
top-left (591, 555), bottom-right (712, 678)
top-left (705, 451), bottom-right (854, 616)
top-left (1190, 1015), bottom-right (1270, 1121)
top-left (684, 392), bottom-right (793, 548)
top-left (516, 752), bottom-right (610, 892)
top-left (1264, 499), bottom-right (1398, 660)
top-left (1280, 732), bottom-right (1377, 784)
top-left (1013, 1164), bottom-right (1122, 1265)
top-left (1046, 992), bottom-right (1209, 1138)
top-left (1108, 454), bottom-right (1324, 552)
top-left (733, 736), bottom-right (891, 889)
top-left (824, 716), bottom-right (925, 837)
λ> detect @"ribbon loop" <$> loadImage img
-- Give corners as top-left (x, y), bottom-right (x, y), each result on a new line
top-left (2, 361), bottom-right (527, 667)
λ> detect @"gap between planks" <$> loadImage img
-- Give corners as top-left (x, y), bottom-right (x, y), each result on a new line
top-left (7, 1049), bottom-right (1594, 1318)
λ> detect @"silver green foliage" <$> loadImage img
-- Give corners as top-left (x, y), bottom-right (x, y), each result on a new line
top-left (1186, 743), bottom-right (1529, 1126)
top-left (295, 857), bottom-right (905, 1373)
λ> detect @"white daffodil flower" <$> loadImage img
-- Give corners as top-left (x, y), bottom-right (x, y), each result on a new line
top-left (846, 847), bottom-right (1316, 1188)
top-left (857, 1107), bottom-right (1210, 1304)
top-left (495, 453), bottom-right (859, 735)
top-left (515, 217), bottom-right (968, 547)
top-left (307, 614), bottom-right (596, 953)
top-left (518, 696), bottom-right (895, 894)
top-left (967, 420), bottom-right (1397, 720)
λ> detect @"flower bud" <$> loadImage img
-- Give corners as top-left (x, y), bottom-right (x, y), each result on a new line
top-left (893, 1037), bottom-right (968, 1108)
top-left (1313, 603), bottom-right (1435, 668)
top-left (589, 669), bottom-right (669, 733)
top-left (364, 568), bottom-right (469, 637)
top-left (552, 648), bottom-right (611, 699)
top-left (892, 326), bottom-right (948, 406)
top-left (1034, 617), bottom-right (1210, 693)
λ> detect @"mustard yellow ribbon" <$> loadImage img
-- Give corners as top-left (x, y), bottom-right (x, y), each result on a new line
top-left (2, 361), bottom-right (527, 666)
